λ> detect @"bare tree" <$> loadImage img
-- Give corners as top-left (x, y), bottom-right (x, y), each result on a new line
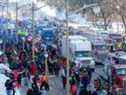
top-left (111, 0), bottom-right (126, 33)
top-left (46, 0), bottom-right (97, 11)
top-left (92, 0), bottom-right (114, 30)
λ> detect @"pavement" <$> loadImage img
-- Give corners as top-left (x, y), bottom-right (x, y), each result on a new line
top-left (16, 65), bottom-right (107, 95)
top-left (48, 76), bottom-right (66, 95)
top-left (17, 75), bottom-right (65, 95)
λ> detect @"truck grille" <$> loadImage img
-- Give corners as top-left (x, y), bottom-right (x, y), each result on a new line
top-left (81, 60), bottom-right (90, 63)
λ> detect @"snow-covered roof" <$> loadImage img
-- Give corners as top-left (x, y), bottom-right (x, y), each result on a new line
top-left (109, 51), bottom-right (126, 58)
top-left (113, 64), bottom-right (126, 69)
top-left (0, 51), bottom-right (4, 56)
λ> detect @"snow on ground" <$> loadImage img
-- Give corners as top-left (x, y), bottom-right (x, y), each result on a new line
top-left (0, 74), bottom-right (22, 95)
top-left (0, 74), bottom-right (9, 95)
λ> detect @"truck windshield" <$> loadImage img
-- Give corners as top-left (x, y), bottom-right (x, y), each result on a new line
top-left (95, 45), bottom-right (107, 50)
top-left (116, 68), bottom-right (126, 75)
top-left (75, 51), bottom-right (91, 57)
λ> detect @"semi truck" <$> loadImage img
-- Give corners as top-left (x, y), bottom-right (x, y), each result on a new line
top-left (60, 35), bottom-right (95, 68)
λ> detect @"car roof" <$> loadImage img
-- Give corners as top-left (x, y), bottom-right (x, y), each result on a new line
top-left (109, 51), bottom-right (126, 59)
top-left (113, 64), bottom-right (126, 69)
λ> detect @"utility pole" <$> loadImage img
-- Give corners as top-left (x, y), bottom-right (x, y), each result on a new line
top-left (16, 2), bottom-right (18, 32)
top-left (6, 0), bottom-right (9, 29)
top-left (65, 0), bottom-right (70, 95)
top-left (32, 2), bottom-right (35, 62)
top-left (1, 6), bottom-right (4, 18)
top-left (15, 2), bottom-right (19, 44)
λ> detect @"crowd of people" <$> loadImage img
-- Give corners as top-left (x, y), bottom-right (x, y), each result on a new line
top-left (58, 59), bottom-right (110, 95)
top-left (0, 36), bottom-right (60, 95)
top-left (0, 29), bottom-right (111, 95)
top-left (0, 40), bottom-right (112, 95)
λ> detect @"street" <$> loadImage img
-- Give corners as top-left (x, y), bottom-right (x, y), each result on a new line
top-left (0, 0), bottom-right (126, 95)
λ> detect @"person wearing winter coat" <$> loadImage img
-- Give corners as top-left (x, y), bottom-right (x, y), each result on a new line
top-left (32, 77), bottom-right (41, 95)
top-left (5, 79), bottom-right (15, 95)
top-left (29, 62), bottom-right (37, 75)
top-left (40, 87), bottom-right (48, 95)
top-left (40, 81), bottom-right (50, 91)
top-left (70, 84), bottom-right (77, 95)
top-left (69, 76), bottom-right (77, 95)
top-left (60, 67), bottom-right (67, 89)
top-left (27, 89), bottom-right (34, 95)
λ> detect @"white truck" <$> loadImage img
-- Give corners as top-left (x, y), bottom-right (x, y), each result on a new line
top-left (60, 35), bottom-right (95, 68)
top-left (92, 37), bottom-right (109, 65)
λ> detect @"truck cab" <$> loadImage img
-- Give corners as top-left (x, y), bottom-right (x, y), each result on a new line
top-left (61, 35), bottom-right (95, 69)
top-left (71, 40), bottom-right (94, 68)
top-left (92, 36), bottom-right (109, 64)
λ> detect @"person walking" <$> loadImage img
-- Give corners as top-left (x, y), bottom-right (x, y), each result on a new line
top-left (79, 68), bottom-right (90, 95)
top-left (69, 75), bottom-right (77, 95)
top-left (40, 76), bottom-right (49, 95)
top-left (29, 62), bottom-right (37, 76)
top-left (60, 67), bottom-right (66, 89)
top-left (40, 87), bottom-right (48, 95)
top-left (32, 77), bottom-right (41, 95)
top-left (5, 79), bottom-right (15, 95)
top-left (27, 89), bottom-right (34, 95)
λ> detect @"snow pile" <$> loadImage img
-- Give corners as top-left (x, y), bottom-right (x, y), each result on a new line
top-left (0, 74), bottom-right (9, 95)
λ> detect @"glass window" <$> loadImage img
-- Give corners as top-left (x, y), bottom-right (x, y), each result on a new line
top-left (95, 45), bottom-right (107, 50)
top-left (75, 51), bottom-right (91, 57)
top-left (116, 68), bottom-right (126, 76)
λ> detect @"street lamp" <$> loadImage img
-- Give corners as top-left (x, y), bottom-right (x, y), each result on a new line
top-left (15, 2), bottom-right (18, 37)
top-left (65, 0), bottom-right (70, 95)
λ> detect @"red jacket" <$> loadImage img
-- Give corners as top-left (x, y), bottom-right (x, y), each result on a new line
top-left (70, 84), bottom-right (77, 95)
top-left (30, 63), bottom-right (37, 75)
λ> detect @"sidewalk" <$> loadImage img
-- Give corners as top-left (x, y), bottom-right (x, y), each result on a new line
top-left (48, 76), bottom-right (65, 95)
top-left (15, 86), bottom-right (27, 95)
